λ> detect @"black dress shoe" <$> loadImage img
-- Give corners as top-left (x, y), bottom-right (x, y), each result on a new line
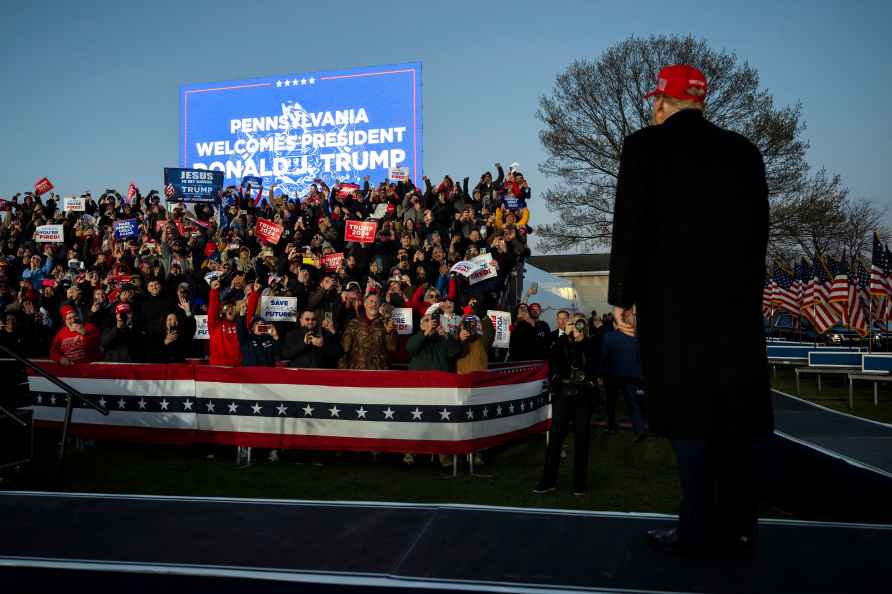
top-left (647, 528), bottom-right (709, 556)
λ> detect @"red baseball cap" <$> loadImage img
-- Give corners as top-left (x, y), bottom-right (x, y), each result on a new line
top-left (644, 64), bottom-right (708, 103)
top-left (60, 305), bottom-right (77, 319)
top-left (115, 302), bottom-right (132, 315)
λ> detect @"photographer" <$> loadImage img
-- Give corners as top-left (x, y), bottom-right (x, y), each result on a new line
top-left (407, 309), bottom-right (460, 372)
top-left (281, 309), bottom-right (340, 369)
top-left (534, 316), bottom-right (596, 496)
top-left (455, 308), bottom-right (494, 375)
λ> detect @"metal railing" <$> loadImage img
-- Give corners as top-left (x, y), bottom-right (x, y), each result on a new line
top-left (0, 346), bottom-right (109, 470)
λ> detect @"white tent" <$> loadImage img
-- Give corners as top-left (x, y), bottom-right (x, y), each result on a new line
top-left (522, 264), bottom-right (578, 315)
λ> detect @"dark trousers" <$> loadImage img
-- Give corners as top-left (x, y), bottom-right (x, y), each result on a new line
top-left (603, 378), bottom-right (620, 431)
top-left (671, 437), bottom-right (770, 546)
top-left (541, 387), bottom-right (594, 491)
top-left (620, 381), bottom-right (646, 434)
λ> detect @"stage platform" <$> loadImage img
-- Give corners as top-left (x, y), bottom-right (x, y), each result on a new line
top-left (1, 491), bottom-right (891, 594)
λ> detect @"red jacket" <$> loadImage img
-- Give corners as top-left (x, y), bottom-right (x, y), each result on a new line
top-left (208, 288), bottom-right (243, 366)
top-left (50, 324), bottom-right (102, 364)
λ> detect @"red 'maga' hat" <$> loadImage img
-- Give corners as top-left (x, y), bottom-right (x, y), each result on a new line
top-left (644, 64), bottom-right (707, 103)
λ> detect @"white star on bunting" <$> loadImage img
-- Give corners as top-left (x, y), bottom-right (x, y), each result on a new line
top-left (520, 402), bottom-right (525, 412)
top-left (50, 395), bottom-right (57, 405)
top-left (303, 404), bottom-right (314, 416)
top-left (292, 78), bottom-right (299, 86)
top-left (309, 77), bottom-right (315, 84)
top-left (356, 406), bottom-right (368, 419)
top-left (138, 399), bottom-right (147, 410)
top-left (439, 409), bottom-right (451, 421)
top-left (252, 403), bottom-right (262, 415)
top-left (228, 402), bottom-right (238, 414)
top-left (160, 399), bottom-right (170, 411)
top-left (276, 404), bottom-right (287, 416)
top-left (98, 398), bottom-right (107, 408)
top-left (383, 407), bottom-right (396, 419)
top-left (276, 80), bottom-right (283, 87)
top-left (482, 408), bottom-right (489, 417)
top-left (329, 405), bottom-right (341, 418)
top-left (206, 402), bottom-right (215, 413)
top-left (36, 395), bottom-right (42, 404)
top-left (508, 404), bottom-right (515, 414)
top-left (496, 405), bottom-right (503, 416)
top-left (117, 398), bottom-right (126, 409)
top-left (183, 400), bottom-right (193, 411)
top-left (411, 408), bottom-right (423, 420)
top-left (301, 77), bottom-right (307, 85)
top-left (284, 79), bottom-right (291, 87)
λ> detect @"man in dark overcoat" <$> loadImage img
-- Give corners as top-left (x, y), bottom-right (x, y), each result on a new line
top-left (608, 64), bottom-right (773, 555)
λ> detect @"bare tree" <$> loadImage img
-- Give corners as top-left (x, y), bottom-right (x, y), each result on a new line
top-left (838, 199), bottom-right (890, 262)
top-left (536, 34), bottom-right (809, 253)
top-left (769, 168), bottom-right (848, 260)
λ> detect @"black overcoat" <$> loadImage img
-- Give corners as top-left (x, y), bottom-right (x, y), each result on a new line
top-left (608, 109), bottom-right (773, 438)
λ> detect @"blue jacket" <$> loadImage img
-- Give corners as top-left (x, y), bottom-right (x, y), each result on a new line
top-left (599, 330), bottom-right (642, 380)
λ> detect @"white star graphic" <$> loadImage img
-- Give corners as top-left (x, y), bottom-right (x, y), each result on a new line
top-left (183, 400), bottom-right (193, 411)
top-left (356, 406), bottom-right (368, 419)
top-left (329, 405), bottom-right (341, 418)
top-left (50, 395), bottom-right (57, 405)
top-left (411, 408), bottom-right (423, 420)
top-left (508, 404), bottom-right (515, 414)
top-left (98, 397), bottom-right (107, 408)
top-left (276, 80), bottom-right (283, 87)
top-left (228, 402), bottom-right (238, 414)
top-left (496, 405), bottom-right (503, 416)
top-left (439, 409), bottom-right (451, 421)
top-left (482, 407), bottom-right (489, 417)
top-left (309, 77), bottom-right (315, 84)
top-left (138, 399), bottom-right (147, 410)
top-left (302, 404), bottom-right (314, 416)
top-left (160, 399), bottom-right (170, 411)
top-left (301, 77), bottom-right (307, 85)
top-left (117, 398), bottom-right (126, 409)
top-left (206, 401), bottom-right (216, 413)
top-left (252, 403), bottom-right (262, 415)
top-left (292, 78), bottom-right (299, 86)
top-left (466, 409), bottom-right (475, 420)
top-left (383, 407), bottom-right (395, 419)
top-left (520, 402), bottom-right (525, 412)
top-left (36, 395), bottom-right (43, 404)
top-left (284, 79), bottom-right (291, 87)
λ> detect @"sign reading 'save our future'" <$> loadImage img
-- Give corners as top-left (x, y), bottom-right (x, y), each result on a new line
top-left (163, 167), bottom-right (224, 203)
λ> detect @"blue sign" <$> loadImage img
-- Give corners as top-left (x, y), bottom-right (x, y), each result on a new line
top-left (179, 62), bottom-right (423, 200)
top-left (163, 167), bottom-right (224, 203)
top-left (241, 175), bottom-right (263, 189)
top-left (113, 218), bottom-right (140, 240)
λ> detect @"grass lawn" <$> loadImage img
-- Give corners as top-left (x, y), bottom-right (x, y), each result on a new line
top-left (5, 369), bottom-right (888, 514)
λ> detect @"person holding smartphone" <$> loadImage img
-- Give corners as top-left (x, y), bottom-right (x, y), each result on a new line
top-left (146, 312), bottom-right (195, 363)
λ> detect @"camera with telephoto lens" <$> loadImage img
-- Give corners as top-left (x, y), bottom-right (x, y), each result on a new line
top-left (574, 319), bottom-right (587, 333)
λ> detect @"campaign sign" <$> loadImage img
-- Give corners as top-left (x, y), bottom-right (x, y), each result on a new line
top-left (63, 197), bottom-right (86, 212)
top-left (468, 253), bottom-right (498, 285)
top-left (391, 307), bottom-right (413, 335)
top-left (193, 315), bottom-right (209, 340)
top-left (113, 219), bottom-right (140, 240)
top-left (344, 220), bottom-right (377, 244)
top-left (163, 167), bottom-right (224, 203)
top-left (180, 62), bottom-right (423, 198)
top-left (34, 177), bottom-right (54, 196)
top-left (35, 224), bottom-right (64, 243)
top-left (260, 296), bottom-right (298, 322)
top-left (369, 203), bottom-right (388, 219)
top-left (241, 175), bottom-right (263, 190)
top-left (487, 310), bottom-right (512, 349)
top-left (337, 183), bottom-right (360, 198)
top-left (321, 252), bottom-right (344, 272)
top-left (389, 167), bottom-right (408, 182)
top-left (127, 183), bottom-right (138, 204)
top-left (450, 260), bottom-right (476, 277)
top-left (255, 217), bottom-right (283, 244)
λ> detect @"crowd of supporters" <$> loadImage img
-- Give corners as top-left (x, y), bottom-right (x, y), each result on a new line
top-left (0, 163), bottom-right (534, 371)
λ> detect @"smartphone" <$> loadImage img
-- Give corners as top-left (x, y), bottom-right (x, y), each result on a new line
top-left (324, 312), bottom-right (333, 326)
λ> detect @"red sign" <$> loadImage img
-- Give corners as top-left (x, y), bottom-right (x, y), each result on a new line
top-left (255, 217), bottom-right (284, 245)
top-left (321, 252), bottom-right (345, 272)
top-left (344, 220), bottom-right (378, 244)
top-left (34, 177), bottom-right (54, 196)
top-left (337, 183), bottom-right (360, 199)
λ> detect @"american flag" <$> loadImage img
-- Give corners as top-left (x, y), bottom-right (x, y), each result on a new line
top-left (798, 258), bottom-right (816, 326)
top-left (812, 256), bottom-right (838, 334)
top-left (762, 269), bottom-right (775, 319)
top-left (870, 233), bottom-right (892, 299)
top-left (164, 183), bottom-right (177, 199)
top-left (828, 255), bottom-right (850, 324)
top-left (772, 262), bottom-right (799, 316)
top-left (849, 260), bottom-right (870, 337)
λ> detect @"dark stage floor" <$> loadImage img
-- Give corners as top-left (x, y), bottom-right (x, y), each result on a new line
top-left (2, 491), bottom-right (891, 594)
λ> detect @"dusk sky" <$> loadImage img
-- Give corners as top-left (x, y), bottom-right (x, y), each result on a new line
top-left (2, 0), bottom-right (890, 252)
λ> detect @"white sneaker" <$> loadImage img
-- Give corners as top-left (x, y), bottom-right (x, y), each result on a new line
top-left (268, 449), bottom-right (279, 462)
